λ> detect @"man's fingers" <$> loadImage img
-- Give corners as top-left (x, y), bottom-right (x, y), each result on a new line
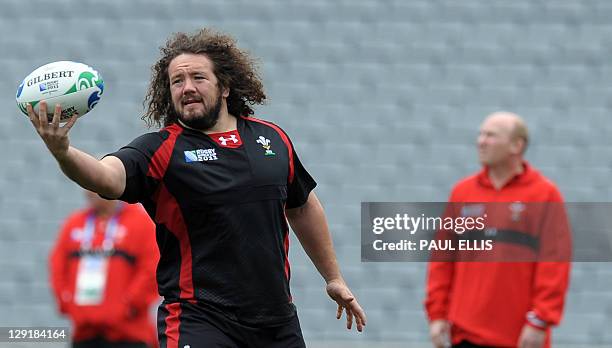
top-left (38, 100), bottom-right (49, 126)
top-left (51, 103), bottom-right (61, 128)
top-left (26, 103), bottom-right (40, 128)
top-left (338, 302), bottom-right (366, 331)
top-left (61, 113), bottom-right (78, 132)
top-left (355, 311), bottom-right (365, 332)
top-left (345, 308), bottom-right (353, 330)
top-left (354, 307), bottom-right (367, 328)
top-left (328, 283), bottom-right (366, 331)
top-left (346, 299), bottom-right (366, 323)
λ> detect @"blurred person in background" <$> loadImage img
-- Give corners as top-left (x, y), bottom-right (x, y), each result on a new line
top-left (32, 27), bottom-right (365, 347)
top-left (425, 112), bottom-right (571, 348)
top-left (50, 190), bottom-right (159, 348)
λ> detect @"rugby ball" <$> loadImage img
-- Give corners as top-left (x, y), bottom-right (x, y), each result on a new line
top-left (16, 61), bottom-right (104, 121)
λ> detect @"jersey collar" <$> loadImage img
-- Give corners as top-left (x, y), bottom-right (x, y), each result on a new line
top-left (478, 161), bottom-right (535, 189)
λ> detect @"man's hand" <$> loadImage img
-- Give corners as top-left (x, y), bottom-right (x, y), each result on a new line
top-left (27, 101), bottom-right (78, 159)
top-left (326, 278), bottom-right (366, 332)
top-left (429, 319), bottom-right (451, 348)
top-left (518, 324), bottom-right (546, 348)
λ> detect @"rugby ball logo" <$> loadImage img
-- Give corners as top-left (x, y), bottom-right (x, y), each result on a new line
top-left (16, 61), bottom-right (104, 121)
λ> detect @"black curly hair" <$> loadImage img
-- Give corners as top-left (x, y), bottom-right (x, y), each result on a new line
top-left (143, 28), bottom-right (266, 127)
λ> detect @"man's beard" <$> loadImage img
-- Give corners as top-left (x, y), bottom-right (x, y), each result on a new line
top-left (177, 94), bottom-right (223, 131)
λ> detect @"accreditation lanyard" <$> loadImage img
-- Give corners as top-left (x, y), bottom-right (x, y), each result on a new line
top-left (74, 208), bottom-right (122, 305)
top-left (80, 212), bottom-right (120, 252)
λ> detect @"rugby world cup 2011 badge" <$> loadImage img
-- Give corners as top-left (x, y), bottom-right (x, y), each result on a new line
top-left (256, 136), bottom-right (276, 156)
top-left (184, 148), bottom-right (218, 162)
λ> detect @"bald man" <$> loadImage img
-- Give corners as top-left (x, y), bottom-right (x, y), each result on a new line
top-left (425, 112), bottom-right (571, 348)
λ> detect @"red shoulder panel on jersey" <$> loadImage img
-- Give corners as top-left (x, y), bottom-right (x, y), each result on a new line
top-left (148, 124), bottom-right (183, 180)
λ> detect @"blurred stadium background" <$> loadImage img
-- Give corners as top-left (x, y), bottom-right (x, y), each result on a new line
top-left (1, 0), bottom-right (612, 347)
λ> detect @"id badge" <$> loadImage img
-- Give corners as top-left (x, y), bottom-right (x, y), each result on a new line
top-left (74, 255), bottom-right (108, 305)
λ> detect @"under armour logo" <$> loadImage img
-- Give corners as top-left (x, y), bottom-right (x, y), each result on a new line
top-left (219, 135), bottom-right (239, 146)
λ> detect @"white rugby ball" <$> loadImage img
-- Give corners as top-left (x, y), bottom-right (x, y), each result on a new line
top-left (16, 61), bottom-right (104, 121)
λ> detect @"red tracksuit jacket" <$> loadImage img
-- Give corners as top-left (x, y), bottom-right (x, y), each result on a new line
top-left (425, 162), bottom-right (571, 347)
top-left (49, 203), bottom-right (159, 345)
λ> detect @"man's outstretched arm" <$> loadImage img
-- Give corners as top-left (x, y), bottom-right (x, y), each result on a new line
top-left (286, 192), bottom-right (367, 332)
top-left (27, 101), bottom-right (125, 198)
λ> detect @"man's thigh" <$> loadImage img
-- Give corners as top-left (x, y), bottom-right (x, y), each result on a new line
top-left (157, 302), bottom-right (306, 348)
top-left (247, 314), bottom-right (306, 348)
top-left (158, 302), bottom-right (240, 348)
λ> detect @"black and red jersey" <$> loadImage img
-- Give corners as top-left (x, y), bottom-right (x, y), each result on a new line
top-left (109, 116), bottom-right (316, 325)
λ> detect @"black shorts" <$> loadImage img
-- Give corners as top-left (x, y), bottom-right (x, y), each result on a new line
top-left (157, 302), bottom-right (306, 348)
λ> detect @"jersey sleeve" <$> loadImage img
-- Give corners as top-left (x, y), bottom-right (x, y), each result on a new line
top-left (105, 132), bottom-right (167, 204)
top-left (531, 185), bottom-right (571, 326)
top-left (424, 187), bottom-right (461, 321)
top-left (286, 143), bottom-right (317, 209)
top-left (425, 261), bottom-right (455, 321)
